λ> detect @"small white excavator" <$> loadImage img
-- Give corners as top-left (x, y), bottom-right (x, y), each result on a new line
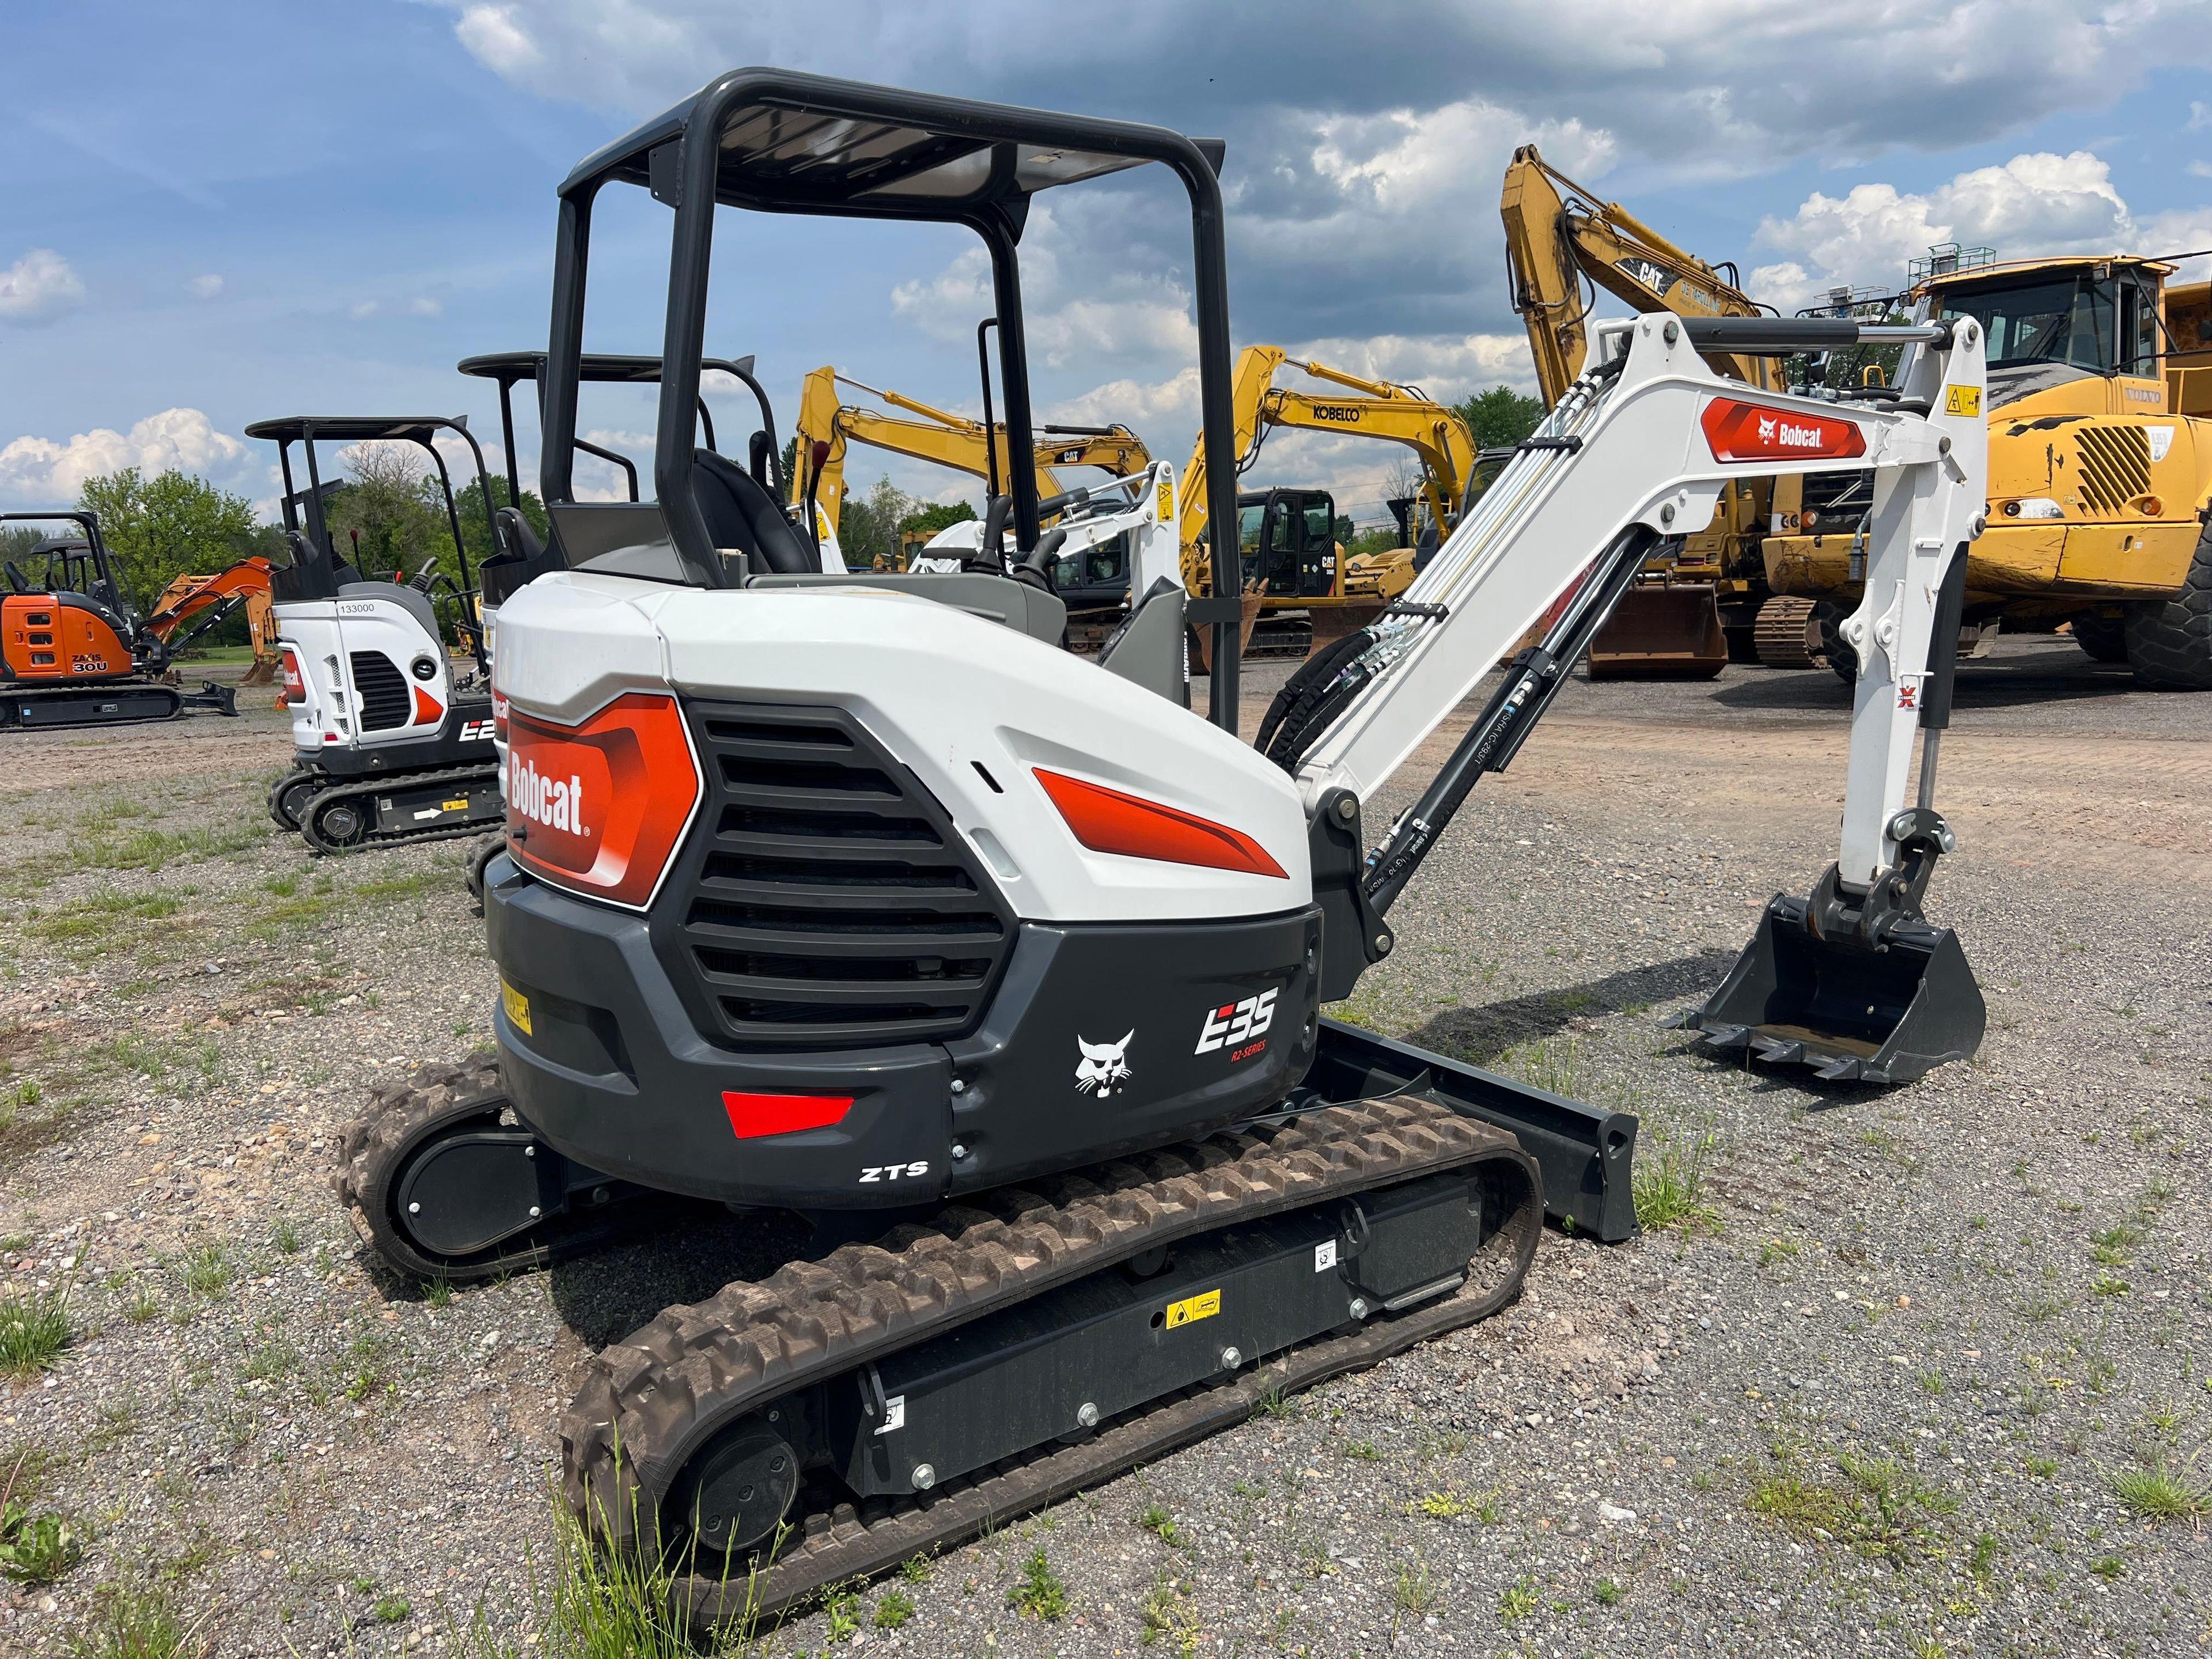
top-left (335, 71), bottom-right (1988, 1624)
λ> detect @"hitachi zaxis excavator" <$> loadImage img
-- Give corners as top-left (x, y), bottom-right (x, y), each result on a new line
top-left (333, 72), bottom-right (1989, 1626)
top-left (2, 511), bottom-right (241, 729)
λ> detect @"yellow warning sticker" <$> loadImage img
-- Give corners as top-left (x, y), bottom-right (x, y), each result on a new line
top-left (443, 798), bottom-right (470, 812)
top-left (501, 978), bottom-right (533, 1036)
top-left (1164, 1289), bottom-right (1221, 1329)
top-left (1944, 385), bottom-right (1982, 417)
top-left (1157, 476), bottom-right (1174, 521)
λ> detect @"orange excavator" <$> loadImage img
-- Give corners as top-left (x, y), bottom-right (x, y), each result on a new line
top-left (146, 557), bottom-right (281, 685)
top-left (2, 510), bottom-right (241, 729)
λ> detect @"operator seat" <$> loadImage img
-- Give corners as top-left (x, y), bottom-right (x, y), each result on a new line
top-left (691, 448), bottom-right (816, 574)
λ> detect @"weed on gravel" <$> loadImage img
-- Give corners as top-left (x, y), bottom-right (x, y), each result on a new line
top-left (1009, 1546), bottom-right (1069, 1620)
top-left (0, 1283), bottom-right (73, 1376)
top-left (1750, 1446), bottom-right (1959, 1562)
top-left (2103, 1463), bottom-right (2212, 1520)
top-left (67, 1578), bottom-right (207, 1658)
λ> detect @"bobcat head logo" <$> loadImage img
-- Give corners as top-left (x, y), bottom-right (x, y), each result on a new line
top-left (1074, 1031), bottom-right (1135, 1098)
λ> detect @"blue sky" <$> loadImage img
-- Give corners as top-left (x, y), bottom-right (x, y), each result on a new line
top-left (3, 1), bottom-right (2209, 527)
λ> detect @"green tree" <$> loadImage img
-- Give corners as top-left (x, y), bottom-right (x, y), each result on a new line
top-left (838, 475), bottom-right (914, 570)
top-left (1452, 385), bottom-right (1545, 449)
top-left (321, 444), bottom-right (446, 584)
top-left (897, 499), bottom-right (976, 539)
top-left (74, 467), bottom-right (261, 612)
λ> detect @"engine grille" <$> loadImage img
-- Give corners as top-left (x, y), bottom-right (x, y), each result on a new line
top-left (1797, 469), bottom-right (1874, 532)
top-left (2073, 426), bottom-right (2151, 516)
top-left (349, 651), bottom-right (411, 730)
top-left (663, 701), bottom-right (1014, 1050)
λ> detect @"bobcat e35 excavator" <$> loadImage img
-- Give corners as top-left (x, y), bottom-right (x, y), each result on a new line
top-left (335, 71), bottom-right (1988, 1623)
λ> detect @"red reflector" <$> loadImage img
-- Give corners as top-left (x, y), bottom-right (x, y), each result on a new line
top-left (505, 691), bottom-right (702, 910)
top-left (412, 685), bottom-right (444, 726)
top-left (722, 1091), bottom-right (854, 1139)
top-left (279, 647), bottom-right (305, 704)
top-left (1700, 398), bottom-right (1868, 463)
top-left (1033, 768), bottom-right (1287, 878)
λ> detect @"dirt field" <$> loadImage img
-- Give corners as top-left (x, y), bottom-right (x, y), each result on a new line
top-left (0, 634), bottom-right (2206, 1657)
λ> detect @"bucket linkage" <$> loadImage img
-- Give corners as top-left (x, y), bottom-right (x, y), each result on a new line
top-left (1672, 548), bottom-right (1984, 1084)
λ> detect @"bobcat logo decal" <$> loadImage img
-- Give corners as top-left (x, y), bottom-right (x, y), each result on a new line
top-left (1074, 1031), bottom-right (1135, 1098)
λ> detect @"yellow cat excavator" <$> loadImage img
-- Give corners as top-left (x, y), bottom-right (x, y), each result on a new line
top-left (1501, 143), bottom-right (1808, 675)
top-left (790, 363), bottom-right (1150, 551)
top-left (1176, 347), bottom-right (1483, 658)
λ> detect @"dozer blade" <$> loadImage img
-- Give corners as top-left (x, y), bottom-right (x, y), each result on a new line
top-left (1587, 582), bottom-right (1728, 680)
top-left (1671, 895), bottom-right (1986, 1085)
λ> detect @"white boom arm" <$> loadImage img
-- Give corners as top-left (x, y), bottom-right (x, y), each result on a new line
top-left (1290, 311), bottom-right (1986, 904)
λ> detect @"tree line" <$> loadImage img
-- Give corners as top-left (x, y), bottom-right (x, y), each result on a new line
top-left (4, 382), bottom-right (1540, 613)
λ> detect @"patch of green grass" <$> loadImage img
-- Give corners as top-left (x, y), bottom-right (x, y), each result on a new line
top-left (1919, 1370), bottom-right (1945, 1396)
top-left (1759, 1237), bottom-right (1801, 1267)
top-left (1414, 1490), bottom-right (1468, 1519)
top-left (1633, 1135), bottom-right (1719, 1234)
top-left (2103, 1464), bottom-right (2211, 1521)
top-left (179, 1245), bottom-right (231, 1301)
top-left (897, 1555), bottom-right (934, 1584)
top-left (2090, 1226), bottom-right (2141, 1268)
top-left (423, 1277), bottom-right (453, 1310)
top-left (270, 1218), bottom-right (301, 1256)
top-left (2026, 1456), bottom-right (2058, 1478)
top-left (1342, 1439), bottom-right (1381, 1461)
top-left (1593, 1577), bottom-right (1622, 1607)
top-left (372, 1594), bottom-right (410, 1623)
top-left (0, 1286), bottom-right (72, 1377)
top-left (1137, 1503), bottom-right (1182, 1547)
top-left (874, 1587), bottom-right (915, 1630)
top-left (1498, 1577), bottom-right (1540, 1623)
top-left (1749, 1448), bottom-right (1958, 1563)
top-left (1008, 1547), bottom-right (1067, 1620)
top-left (66, 1579), bottom-right (205, 1658)
top-left (2090, 1554), bottom-right (2125, 1582)
top-left (2090, 1271), bottom-right (2130, 1299)
top-left (1391, 1561), bottom-right (1438, 1615)
top-left (71, 822), bottom-right (263, 877)
top-left (262, 874), bottom-right (298, 897)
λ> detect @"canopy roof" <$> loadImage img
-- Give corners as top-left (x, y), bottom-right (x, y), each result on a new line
top-left (243, 416), bottom-right (473, 445)
top-left (561, 67), bottom-right (1215, 221)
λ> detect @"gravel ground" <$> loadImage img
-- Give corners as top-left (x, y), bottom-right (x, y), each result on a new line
top-left (0, 634), bottom-right (2205, 1657)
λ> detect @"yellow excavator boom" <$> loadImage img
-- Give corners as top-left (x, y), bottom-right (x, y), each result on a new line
top-left (790, 365), bottom-right (1150, 539)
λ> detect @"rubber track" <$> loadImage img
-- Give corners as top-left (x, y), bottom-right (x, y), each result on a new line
top-left (334, 1053), bottom-right (639, 1282)
top-left (299, 762), bottom-right (502, 855)
top-left (560, 1095), bottom-right (1541, 1624)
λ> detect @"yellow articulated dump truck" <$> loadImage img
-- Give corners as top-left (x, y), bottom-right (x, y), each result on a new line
top-left (1767, 257), bottom-right (2212, 688)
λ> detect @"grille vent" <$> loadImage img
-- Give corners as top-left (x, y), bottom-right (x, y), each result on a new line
top-left (664, 702), bottom-right (1013, 1050)
top-left (349, 652), bottom-right (411, 730)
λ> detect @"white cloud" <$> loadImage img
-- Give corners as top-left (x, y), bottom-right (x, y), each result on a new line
top-left (346, 294), bottom-right (445, 320)
top-left (1285, 334), bottom-right (1536, 400)
top-left (454, 5), bottom-right (544, 77)
top-left (891, 203), bottom-right (1198, 371)
top-left (2188, 160), bottom-right (2212, 181)
top-left (0, 249), bottom-right (87, 326)
top-left (1747, 150), bottom-right (2204, 305)
top-left (187, 274), bottom-right (223, 300)
top-left (2190, 100), bottom-right (2210, 133)
top-left (1312, 102), bottom-right (1615, 210)
top-left (0, 409), bottom-right (248, 503)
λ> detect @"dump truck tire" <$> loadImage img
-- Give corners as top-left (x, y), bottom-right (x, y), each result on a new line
top-left (1812, 601), bottom-right (1856, 685)
top-left (2069, 611), bottom-right (2128, 663)
top-left (2124, 520), bottom-right (2212, 690)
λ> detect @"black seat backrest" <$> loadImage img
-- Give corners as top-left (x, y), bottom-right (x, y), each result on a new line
top-left (494, 505), bottom-right (546, 565)
top-left (691, 448), bottom-right (816, 575)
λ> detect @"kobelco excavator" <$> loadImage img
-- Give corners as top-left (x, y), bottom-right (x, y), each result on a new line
top-left (334, 71), bottom-right (1988, 1626)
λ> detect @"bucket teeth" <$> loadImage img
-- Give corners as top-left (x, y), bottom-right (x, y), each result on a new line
top-left (1752, 1037), bottom-right (1806, 1064)
top-left (1699, 1022), bottom-right (1748, 1049)
top-left (1813, 1055), bottom-right (1865, 1082)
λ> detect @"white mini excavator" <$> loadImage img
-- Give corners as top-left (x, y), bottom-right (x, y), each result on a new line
top-left (334, 71), bottom-right (1989, 1624)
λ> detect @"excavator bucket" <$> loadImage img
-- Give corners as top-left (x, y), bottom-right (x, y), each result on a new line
top-left (1672, 895), bottom-right (1986, 1084)
top-left (1586, 582), bottom-right (1728, 680)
